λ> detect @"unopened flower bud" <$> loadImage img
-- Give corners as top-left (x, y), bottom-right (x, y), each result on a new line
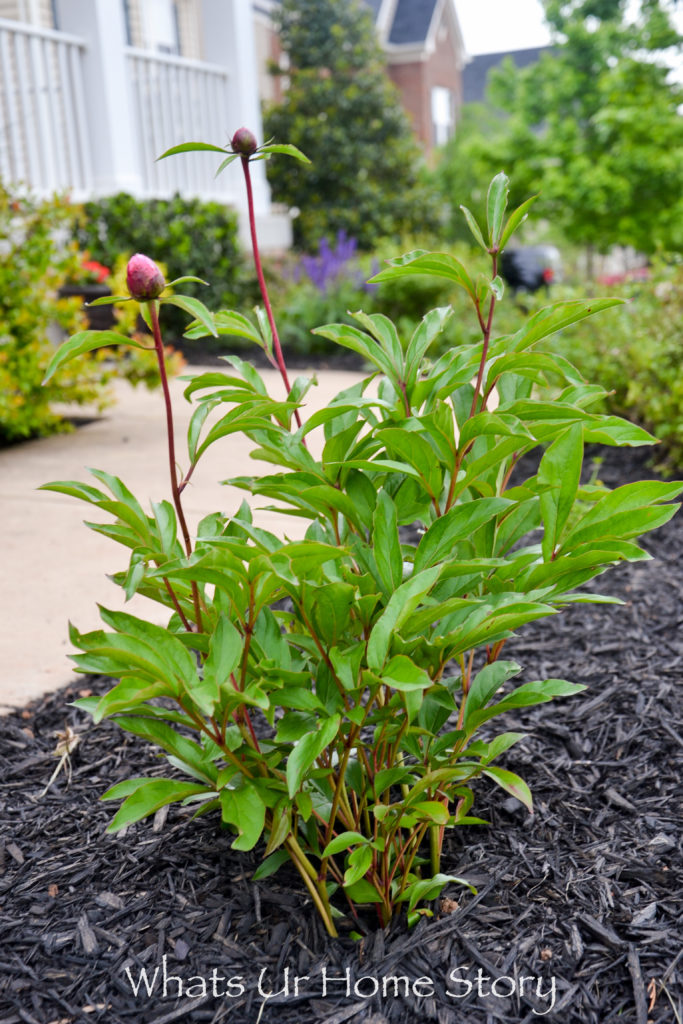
top-left (231, 127), bottom-right (258, 157)
top-left (126, 253), bottom-right (165, 301)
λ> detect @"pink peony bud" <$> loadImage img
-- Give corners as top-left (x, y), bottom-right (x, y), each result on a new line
top-left (126, 253), bottom-right (165, 301)
top-left (231, 127), bottom-right (258, 157)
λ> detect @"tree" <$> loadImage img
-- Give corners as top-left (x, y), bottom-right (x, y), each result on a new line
top-left (437, 0), bottom-right (683, 253)
top-left (262, 0), bottom-right (440, 251)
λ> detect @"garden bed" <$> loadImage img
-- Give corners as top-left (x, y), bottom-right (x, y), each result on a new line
top-left (1, 444), bottom-right (681, 1024)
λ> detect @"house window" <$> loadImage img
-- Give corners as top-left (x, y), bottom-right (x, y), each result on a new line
top-left (140, 0), bottom-right (180, 54)
top-left (431, 86), bottom-right (454, 147)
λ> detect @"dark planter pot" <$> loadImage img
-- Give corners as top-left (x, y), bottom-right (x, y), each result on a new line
top-left (58, 284), bottom-right (115, 331)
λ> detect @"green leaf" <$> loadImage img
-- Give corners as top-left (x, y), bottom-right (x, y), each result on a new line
top-left (381, 655), bottom-right (432, 691)
top-left (309, 582), bottom-right (355, 647)
top-left (378, 426), bottom-right (443, 499)
top-left (399, 873), bottom-right (476, 912)
top-left (463, 661), bottom-right (521, 727)
top-left (286, 715), bottom-right (341, 797)
top-left (277, 539), bottom-right (347, 571)
top-left (480, 732), bottom-right (526, 764)
top-left (329, 643), bottom-right (364, 692)
top-left (83, 679), bottom-right (168, 722)
top-left (323, 831), bottom-right (368, 857)
top-left (222, 356), bottom-right (270, 396)
top-left (412, 800), bottom-right (450, 824)
top-left (561, 479), bottom-right (682, 551)
top-left (86, 294), bottom-right (131, 306)
top-left (342, 879), bottom-right (384, 904)
top-left (458, 411), bottom-right (532, 448)
top-left (565, 504), bottom-right (679, 549)
top-left (367, 565), bottom-right (442, 671)
top-left (369, 250), bottom-right (475, 299)
top-left (483, 766), bottom-right (533, 813)
top-left (162, 295), bottom-right (217, 336)
top-left (508, 299), bottom-right (624, 352)
top-left (373, 491), bottom-right (403, 592)
top-left (187, 400), bottom-right (216, 462)
top-left (264, 803), bottom-right (292, 854)
top-left (404, 307), bottom-right (454, 390)
top-left (466, 679), bottom-right (586, 731)
top-left (414, 498), bottom-right (511, 573)
top-left (374, 766), bottom-right (413, 794)
top-left (103, 778), bottom-right (209, 832)
top-left (122, 552), bottom-right (146, 601)
top-left (460, 205), bottom-right (487, 250)
top-left (71, 627), bottom-right (180, 692)
top-left (214, 153), bottom-right (240, 176)
top-left (151, 500), bottom-right (177, 554)
top-left (220, 786), bottom-right (266, 851)
top-left (108, 716), bottom-right (216, 782)
top-left (311, 323), bottom-right (396, 378)
top-left (490, 275), bottom-right (505, 300)
top-left (583, 417), bottom-right (655, 447)
top-left (194, 402), bottom-right (291, 460)
top-left (499, 194), bottom-right (538, 250)
top-left (43, 331), bottom-right (147, 383)
top-left (158, 141), bottom-right (229, 159)
top-left (166, 275), bottom-right (209, 288)
top-left (253, 849), bottom-right (290, 880)
top-left (259, 143), bottom-right (311, 163)
top-left (350, 311), bottom-right (403, 370)
top-left (344, 845), bottom-right (373, 887)
top-left (187, 310), bottom-right (262, 346)
top-left (98, 606), bottom-right (197, 684)
top-left (38, 479), bottom-right (107, 505)
top-left (487, 172), bottom-right (509, 246)
top-left (538, 422), bottom-right (584, 560)
top-left (196, 615), bottom-right (243, 713)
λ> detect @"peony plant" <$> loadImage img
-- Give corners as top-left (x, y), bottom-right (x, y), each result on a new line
top-left (42, 133), bottom-right (681, 937)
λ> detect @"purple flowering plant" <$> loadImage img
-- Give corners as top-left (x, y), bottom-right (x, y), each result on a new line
top-left (42, 131), bottom-right (681, 937)
top-left (298, 231), bottom-right (375, 295)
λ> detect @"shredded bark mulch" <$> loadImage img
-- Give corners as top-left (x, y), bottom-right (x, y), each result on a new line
top-left (1, 444), bottom-right (681, 1024)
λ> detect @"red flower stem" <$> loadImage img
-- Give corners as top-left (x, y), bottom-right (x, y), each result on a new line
top-left (161, 574), bottom-right (193, 632)
top-left (239, 155), bottom-right (303, 431)
top-left (469, 253), bottom-right (499, 418)
top-left (149, 301), bottom-right (203, 632)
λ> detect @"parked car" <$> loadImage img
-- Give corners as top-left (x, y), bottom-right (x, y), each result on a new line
top-left (501, 245), bottom-right (562, 293)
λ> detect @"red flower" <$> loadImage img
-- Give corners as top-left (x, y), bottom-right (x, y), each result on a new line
top-left (81, 259), bottom-right (110, 284)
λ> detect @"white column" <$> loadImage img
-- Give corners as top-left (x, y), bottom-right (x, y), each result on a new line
top-left (55, 0), bottom-right (142, 195)
top-left (200, 0), bottom-right (270, 215)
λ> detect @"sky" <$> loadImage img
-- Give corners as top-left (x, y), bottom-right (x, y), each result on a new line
top-left (456, 0), bottom-right (683, 58)
top-left (456, 0), bottom-right (551, 55)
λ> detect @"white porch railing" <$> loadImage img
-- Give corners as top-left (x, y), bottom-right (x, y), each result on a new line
top-left (0, 17), bottom-right (92, 194)
top-left (0, 4), bottom-right (289, 249)
top-left (125, 48), bottom-right (233, 200)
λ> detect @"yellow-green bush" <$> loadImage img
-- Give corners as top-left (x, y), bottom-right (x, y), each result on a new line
top-left (0, 186), bottom-right (114, 443)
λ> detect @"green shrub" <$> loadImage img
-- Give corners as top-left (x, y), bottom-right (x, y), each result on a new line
top-left (72, 193), bottom-right (244, 341)
top-left (548, 260), bottom-right (683, 469)
top-left (0, 186), bottom-right (115, 443)
top-left (43, 174), bottom-right (681, 935)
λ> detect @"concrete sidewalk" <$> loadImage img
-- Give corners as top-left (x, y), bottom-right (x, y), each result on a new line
top-left (1, 365), bottom-right (366, 713)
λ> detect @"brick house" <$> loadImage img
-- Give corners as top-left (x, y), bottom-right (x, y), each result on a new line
top-left (372, 0), bottom-right (466, 153)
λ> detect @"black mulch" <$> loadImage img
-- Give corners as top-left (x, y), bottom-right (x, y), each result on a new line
top-left (1, 445), bottom-right (682, 1024)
